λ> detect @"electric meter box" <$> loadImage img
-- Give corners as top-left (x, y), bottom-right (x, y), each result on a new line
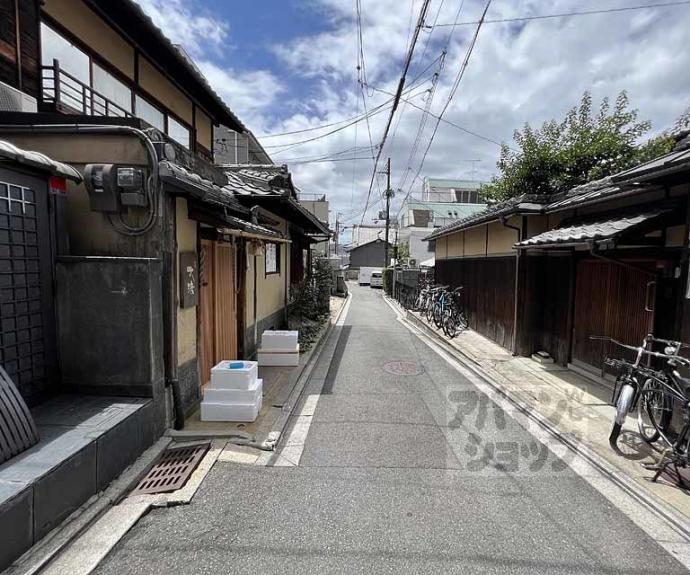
top-left (84, 164), bottom-right (147, 212)
top-left (84, 164), bottom-right (121, 213)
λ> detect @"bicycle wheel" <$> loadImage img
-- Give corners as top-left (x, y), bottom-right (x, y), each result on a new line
top-left (456, 310), bottom-right (468, 332)
top-left (442, 308), bottom-right (458, 338)
top-left (610, 381), bottom-right (634, 450)
top-left (433, 302), bottom-right (443, 328)
top-left (426, 299), bottom-right (435, 323)
top-left (638, 377), bottom-right (674, 446)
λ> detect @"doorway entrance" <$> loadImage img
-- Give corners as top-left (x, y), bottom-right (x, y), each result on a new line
top-left (198, 240), bottom-right (238, 386)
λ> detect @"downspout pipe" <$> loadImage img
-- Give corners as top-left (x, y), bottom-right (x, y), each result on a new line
top-left (499, 215), bottom-right (523, 355)
top-left (0, 123), bottom-right (185, 429)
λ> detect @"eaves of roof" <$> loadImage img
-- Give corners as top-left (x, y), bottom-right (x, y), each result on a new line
top-left (0, 139), bottom-right (82, 182)
top-left (516, 209), bottom-right (670, 249)
top-left (158, 161), bottom-right (248, 216)
top-left (85, 0), bottom-right (246, 133)
top-left (423, 195), bottom-right (548, 241)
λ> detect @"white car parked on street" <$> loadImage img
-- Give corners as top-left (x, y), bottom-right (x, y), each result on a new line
top-left (370, 270), bottom-right (383, 288)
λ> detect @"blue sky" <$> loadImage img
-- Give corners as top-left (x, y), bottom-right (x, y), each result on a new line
top-left (136, 0), bottom-right (690, 230)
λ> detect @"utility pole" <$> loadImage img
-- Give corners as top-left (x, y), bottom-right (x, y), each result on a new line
top-left (334, 212), bottom-right (341, 255)
top-left (383, 157), bottom-right (393, 268)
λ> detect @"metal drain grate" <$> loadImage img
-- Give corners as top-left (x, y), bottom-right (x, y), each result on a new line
top-left (131, 442), bottom-right (211, 495)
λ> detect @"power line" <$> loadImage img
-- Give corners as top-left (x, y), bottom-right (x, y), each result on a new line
top-left (266, 81), bottom-right (435, 155)
top-left (395, 0), bottom-right (465, 196)
top-left (255, 54), bottom-right (442, 146)
top-left (397, 0), bottom-right (493, 217)
top-left (360, 0), bottom-right (433, 225)
top-left (367, 84), bottom-right (508, 149)
top-left (430, 1), bottom-right (690, 27)
top-left (288, 156), bottom-right (375, 165)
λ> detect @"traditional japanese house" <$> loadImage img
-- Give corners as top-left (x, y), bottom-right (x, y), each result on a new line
top-left (425, 137), bottom-right (690, 378)
top-left (0, 0), bottom-right (329, 568)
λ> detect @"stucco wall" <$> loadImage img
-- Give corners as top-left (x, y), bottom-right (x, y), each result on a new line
top-left (1, 134), bottom-right (156, 257)
top-left (138, 56), bottom-right (193, 124)
top-left (487, 220), bottom-right (521, 254)
top-left (244, 215), bottom-right (288, 328)
top-left (43, 0), bottom-right (135, 78)
top-left (176, 198), bottom-right (197, 364)
top-left (464, 226), bottom-right (486, 256)
top-left (195, 107), bottom-right (213, 151)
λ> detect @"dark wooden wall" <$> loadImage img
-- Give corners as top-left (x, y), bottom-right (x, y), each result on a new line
top-left (436, 257), bottom-right (516, 350)
top-left (349, 240), bottom-right (389, 269)
top-left (517, 254), bottom-right (573, 366)
top-left (0, 0), bottom-right (41, 98)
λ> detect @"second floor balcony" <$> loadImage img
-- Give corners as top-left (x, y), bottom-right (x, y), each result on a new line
top-left (42, 59), bottom-right (132, 119)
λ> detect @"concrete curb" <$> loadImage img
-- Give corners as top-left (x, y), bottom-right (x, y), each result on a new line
top-left (384, 294), bottom-right (690, 540)
top-left (6, 437), bottom-right (172, 575)
top-left (166, 296), bottom-right (350, 450)
top-left (258, 291), bottom-right (353, 466)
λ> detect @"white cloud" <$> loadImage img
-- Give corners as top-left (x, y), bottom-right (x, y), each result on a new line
top-left (267, 0), bottom-right (690, 227)
top-left (134, 0), bottom-right (284, 130)
top-left (135, 0), bottom-right (228, 58)
top-left (136, 0), bottom-right (690, 230)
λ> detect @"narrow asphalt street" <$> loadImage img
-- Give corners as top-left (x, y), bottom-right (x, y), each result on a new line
top-left (94, 284), bottom-right (689, 574)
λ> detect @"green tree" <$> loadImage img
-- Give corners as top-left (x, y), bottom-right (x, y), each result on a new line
top-left (483, 91), bottom-right (677, 201)
top-left (396, 241), bottom-right (410, 262)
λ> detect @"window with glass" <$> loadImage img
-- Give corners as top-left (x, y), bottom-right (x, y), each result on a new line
top-left (265, 243), bottom-right (280, 275)
top-left (40, 23), bottom-right (90, 111)
top-left (135, 96), bottom-right (166, 132)
top-left (167, 116), bottom-right (191, 149)
top-left (92, 64), bottom-right (132, 115)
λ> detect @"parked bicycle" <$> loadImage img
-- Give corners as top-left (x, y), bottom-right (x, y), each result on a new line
top-left (635, 349), bottom-right (690, 484)
top-left (597, 334), bottom-right (687, 452)
top-left (440, 287), bottom-right (468, 339)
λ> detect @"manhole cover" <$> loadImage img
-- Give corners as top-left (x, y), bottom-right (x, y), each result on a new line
top-left (383, 361), bottom-right (424, 376)
top-left (131, 442), bottom-right (210, 495)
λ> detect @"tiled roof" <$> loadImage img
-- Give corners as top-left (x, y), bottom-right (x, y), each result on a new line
top-left (221, 165), bottom-right (294, 197)
top-left (612, 148), bottom-right (690, 183)
top-left (0, 140), bottom-right (82, 182)
top-left (516, 209), bottom-right (668, 248)
top-left (219, 164), bottom-right (330, 236)
top-left (158, 161), bottom-right (248, 215)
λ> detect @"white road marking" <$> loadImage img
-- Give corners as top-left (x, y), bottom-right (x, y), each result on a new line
top-left (384, 296), bottom-right (690, 568)
top-left (274, 293), bottom-right (353, 467)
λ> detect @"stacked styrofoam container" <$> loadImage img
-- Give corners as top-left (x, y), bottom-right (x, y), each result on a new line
top-left (257, 330), bottom-right (300, 367)
top-left (200, 360), bottom-right (262, 422)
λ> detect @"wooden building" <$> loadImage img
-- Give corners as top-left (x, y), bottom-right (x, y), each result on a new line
top-left (347, 238), bottom-right (392, 270)
top-left (426, 140), bottom-right (690, 379)
top-left (0, 1), bottom-right (329, 567)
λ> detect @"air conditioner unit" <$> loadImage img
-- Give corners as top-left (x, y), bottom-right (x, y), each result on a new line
top-left (0, 81), bottom-right (37, 113)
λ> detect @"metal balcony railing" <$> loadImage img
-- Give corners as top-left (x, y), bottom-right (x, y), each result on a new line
top-left (41, 59), bottom-right (132, 119)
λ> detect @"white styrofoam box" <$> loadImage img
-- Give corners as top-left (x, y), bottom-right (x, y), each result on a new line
top-left (200, 396), bottom-right (262, 422)
top-left (204, 379), bottom-right (263, 404)
top-left (210, 360), bottom-right (258, 390)
top-left (258, 350), bottom-right (300, 367)
top-left (261, 330), bottom-right (298, 350)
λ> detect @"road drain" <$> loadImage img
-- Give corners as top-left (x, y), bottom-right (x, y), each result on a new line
top-left (131, 442), bottom-right (211, 495)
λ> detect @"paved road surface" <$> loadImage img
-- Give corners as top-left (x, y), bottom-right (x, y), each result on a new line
top-left (94, 284), bottom-right (689, 574)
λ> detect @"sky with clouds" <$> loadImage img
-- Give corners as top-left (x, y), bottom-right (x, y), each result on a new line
top-left (135, 0), bottom-right (690, 233)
